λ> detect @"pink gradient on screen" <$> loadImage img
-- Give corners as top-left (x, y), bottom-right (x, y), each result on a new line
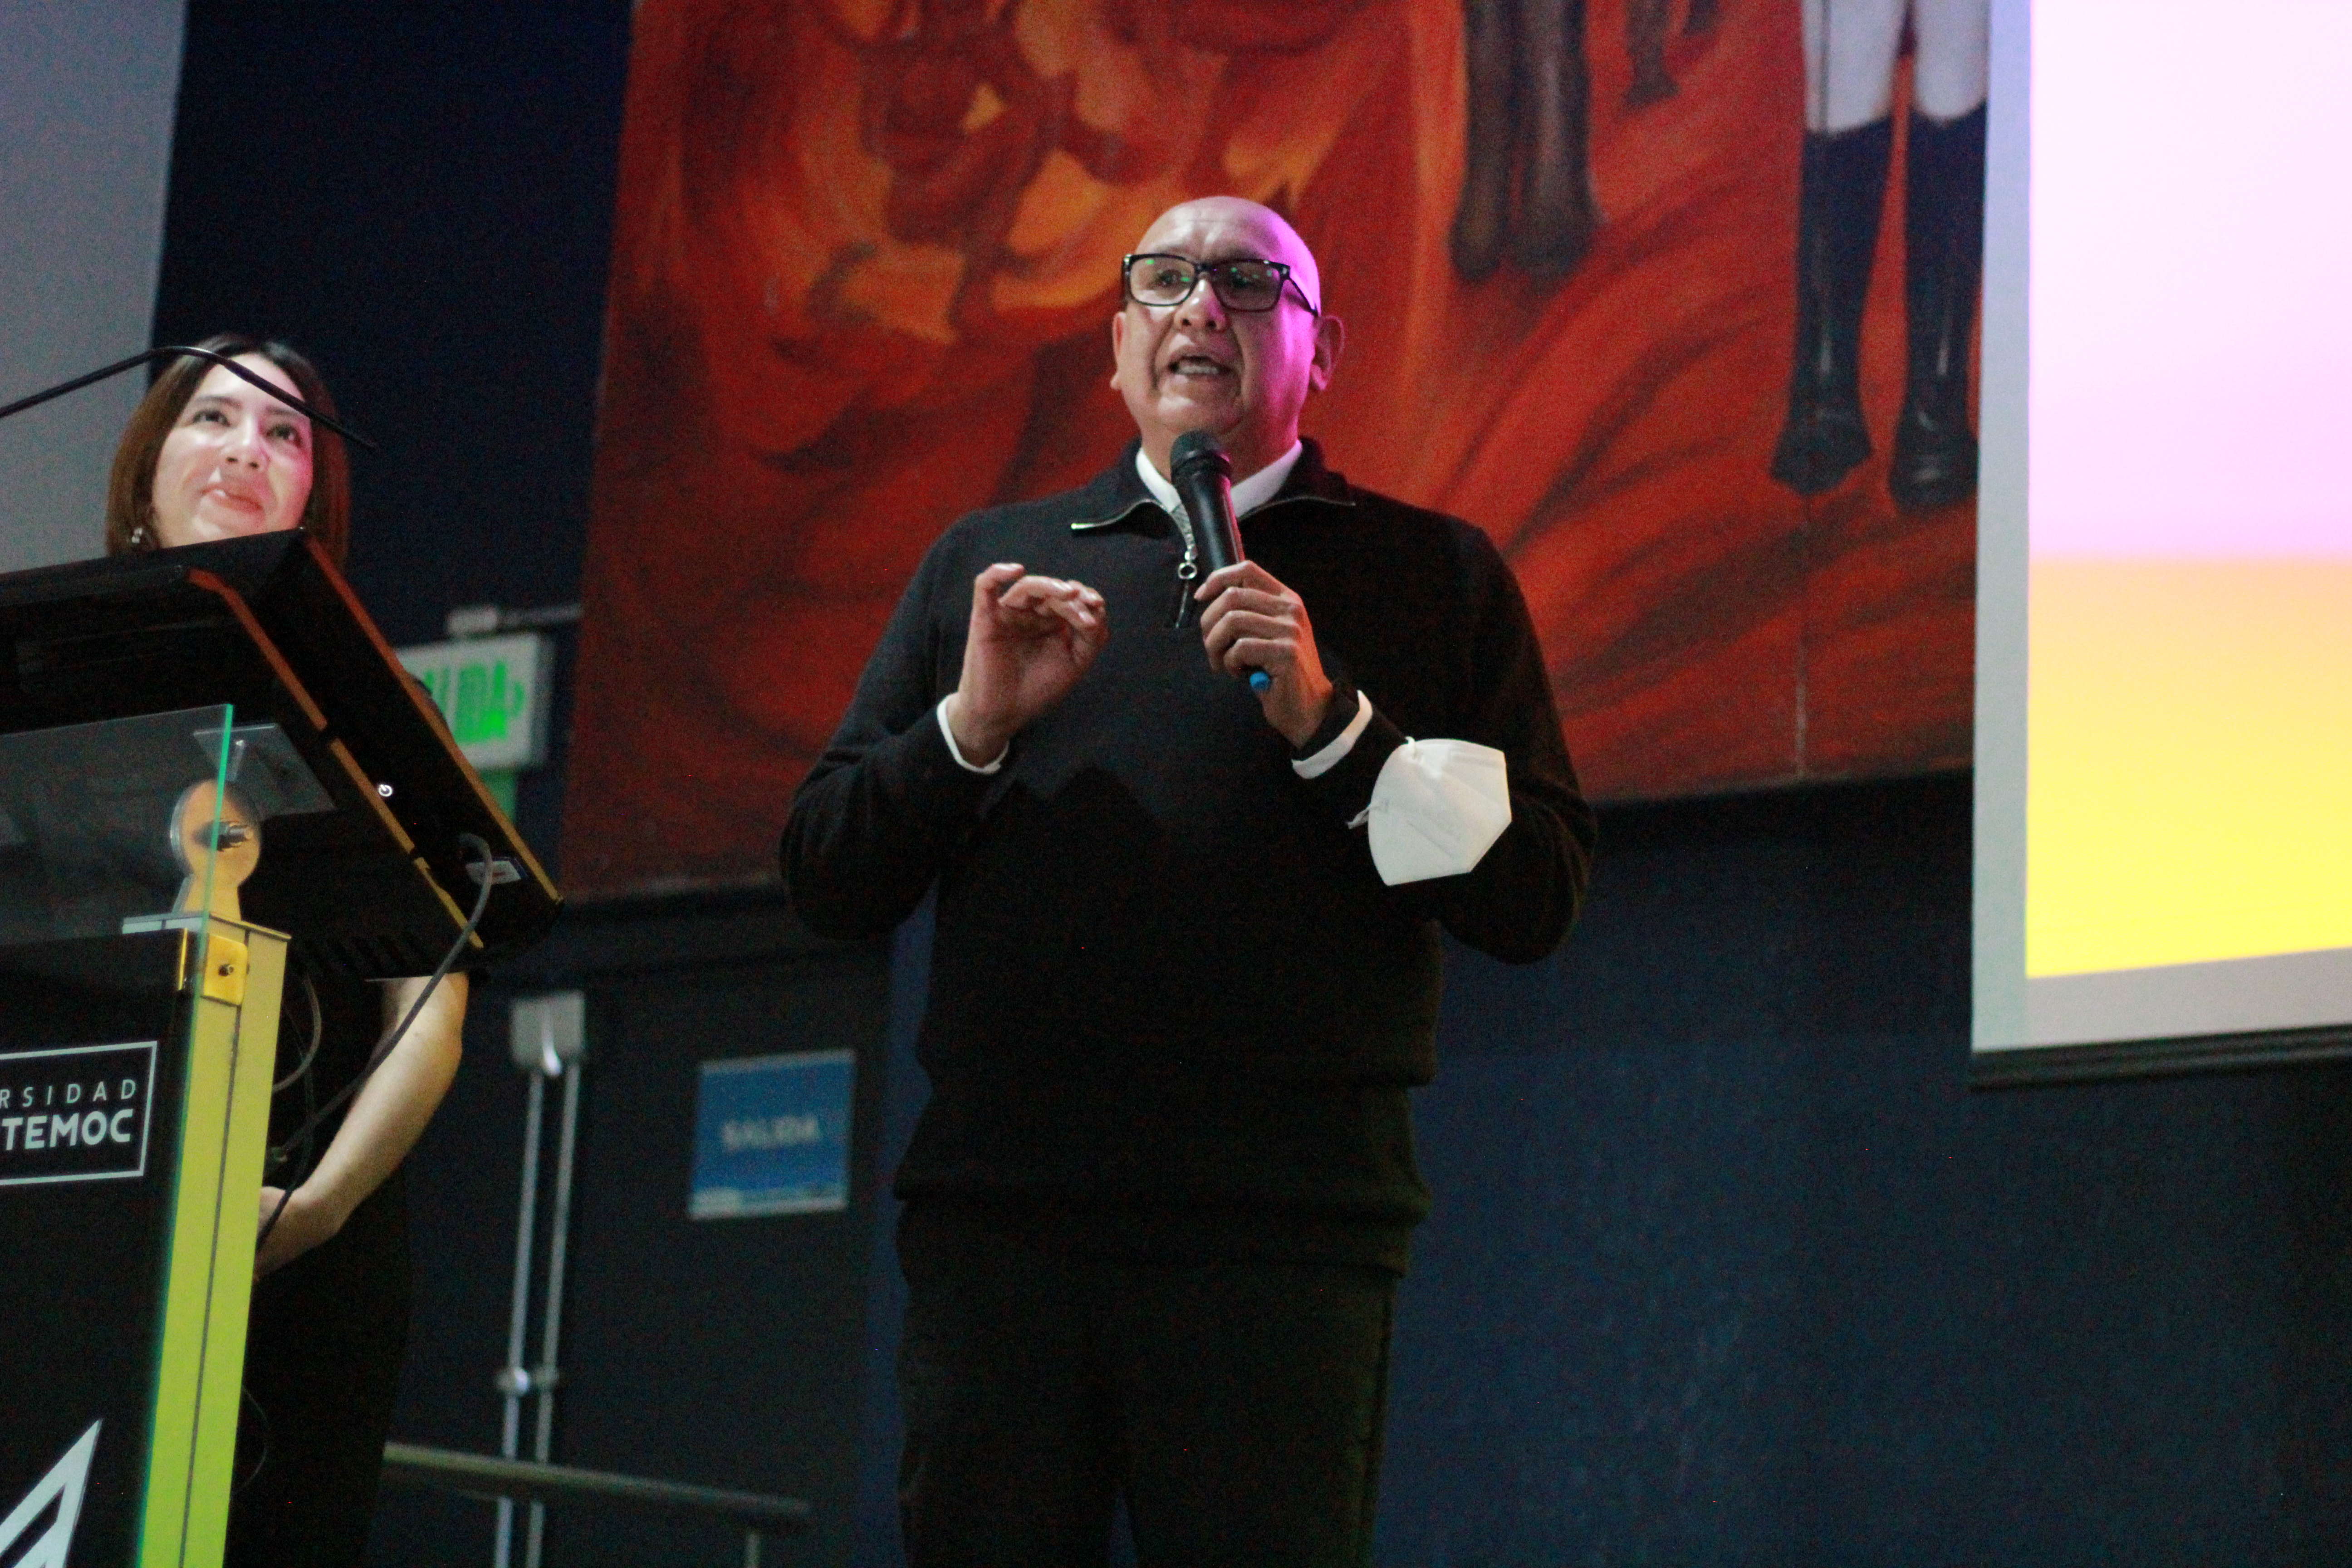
top-left (2029, 0), bottom-right (2352, 559)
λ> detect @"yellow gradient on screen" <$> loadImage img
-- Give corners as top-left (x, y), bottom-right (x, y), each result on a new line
top-left (2028, 560), bottom-right (2352, 977)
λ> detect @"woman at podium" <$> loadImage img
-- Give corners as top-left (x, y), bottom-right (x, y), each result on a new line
top-left (106, 334), bottom-right (470, 1568)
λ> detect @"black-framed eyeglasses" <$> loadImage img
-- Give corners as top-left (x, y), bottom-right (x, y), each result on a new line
top-left (1121, 253), bottom-right (1320, 318)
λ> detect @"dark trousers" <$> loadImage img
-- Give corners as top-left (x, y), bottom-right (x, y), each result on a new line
top-left (897, 1208), bottom-right (1397, 1567)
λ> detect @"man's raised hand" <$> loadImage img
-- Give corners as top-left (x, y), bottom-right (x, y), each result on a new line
top-left (943, 564), bottom-right (1108, 764)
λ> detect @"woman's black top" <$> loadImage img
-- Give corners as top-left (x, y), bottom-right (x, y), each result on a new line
top-left (225, 959), bottom-right (412, 1568)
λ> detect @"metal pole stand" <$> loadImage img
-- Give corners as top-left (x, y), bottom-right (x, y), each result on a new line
top-left (494, 991), bottom-right (585, 1568)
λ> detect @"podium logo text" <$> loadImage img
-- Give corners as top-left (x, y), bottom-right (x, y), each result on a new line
top-left (0, 1042), bottom-right (157, 1187)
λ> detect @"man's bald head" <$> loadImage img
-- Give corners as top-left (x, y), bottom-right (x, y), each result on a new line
top-left (1136, 197), bottom-right (1326, 314)
top-left (1111, 196), bottom-right (1344, 484)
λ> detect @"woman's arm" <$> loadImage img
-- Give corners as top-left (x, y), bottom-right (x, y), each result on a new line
top-left (256, 971), bottom-right (467, 1275)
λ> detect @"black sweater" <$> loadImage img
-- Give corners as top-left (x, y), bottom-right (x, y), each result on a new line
top-left (783, 441), bottom-right (1593, 1268)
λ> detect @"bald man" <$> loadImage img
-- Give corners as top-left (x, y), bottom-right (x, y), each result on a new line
top-left (785, 198), bottom-right (1594, 1565)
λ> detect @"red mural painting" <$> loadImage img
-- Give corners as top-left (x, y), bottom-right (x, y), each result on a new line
top-left (563, 0), bottom-right (1976, 896)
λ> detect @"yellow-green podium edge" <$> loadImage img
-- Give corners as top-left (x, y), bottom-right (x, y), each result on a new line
top-left (138, 920), bottom-right (286, 1568)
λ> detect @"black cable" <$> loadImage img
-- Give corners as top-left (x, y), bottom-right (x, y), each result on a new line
top-left (263, 973), bottom-right (323, 1229)
top-left (235, 1383), bottom-right (272, 1498)
top-left (263, 1032), bottom-right (319, 1233)
top-left (257, 834), bottom-right (496, 1249)
top-left (0, 344), bottom-right (380, 450)
top-left (274, 971), bottom-right (325, 1094)
top-left (265, 971), bottom-right (327, 1195)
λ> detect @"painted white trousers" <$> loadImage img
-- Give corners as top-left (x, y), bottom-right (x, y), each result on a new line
top-left (1803, 0), bottom-right (1990, 131)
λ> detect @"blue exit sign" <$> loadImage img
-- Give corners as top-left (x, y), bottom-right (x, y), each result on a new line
top-left (689, 1050), bottom-right (854, 1220)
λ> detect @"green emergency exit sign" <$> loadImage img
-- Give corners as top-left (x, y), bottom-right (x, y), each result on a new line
top-left (396, 632), bottom-right (551, 773)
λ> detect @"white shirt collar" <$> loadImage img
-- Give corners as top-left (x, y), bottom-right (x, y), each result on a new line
top-left (1134, 439), bottom-right (1306, 521)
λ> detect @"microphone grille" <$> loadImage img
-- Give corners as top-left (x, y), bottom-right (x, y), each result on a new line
top-left (1170, 429), bottom-right (1229, 477)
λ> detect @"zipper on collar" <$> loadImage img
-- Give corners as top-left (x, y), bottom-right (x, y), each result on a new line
top-left (1239, 491), bottom-right (1357, 524)
top-left (1169, 510), bottom-right (1200, 629)
top-left (1068, 495), bottom-right (1200, 627)
top-left (1073, 472), bottom-right (1355, 630)
top-left (1068, 495), bottom-right (1161, 533)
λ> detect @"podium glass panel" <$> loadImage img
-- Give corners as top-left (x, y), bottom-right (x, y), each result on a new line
top-left (0, 706), bottom-right (240, 943)
top-left (0, 706), bottom-right (288, 1568)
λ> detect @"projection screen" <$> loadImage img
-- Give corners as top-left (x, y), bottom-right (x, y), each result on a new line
top-left (1974, 0), bottom-right (2352, 1081)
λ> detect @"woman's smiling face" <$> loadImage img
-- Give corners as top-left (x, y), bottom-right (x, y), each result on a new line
top-left (149, 355), bottom-right (315, 547)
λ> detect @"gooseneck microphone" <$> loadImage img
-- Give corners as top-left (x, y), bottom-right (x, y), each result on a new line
top-left (1170, 429), bottom-right (1271, 693)
top-left (0, 345), bottom-right (380, 450)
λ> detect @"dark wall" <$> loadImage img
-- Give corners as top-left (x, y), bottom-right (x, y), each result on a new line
top-left (153, 0), bottom-right (632, 869)
top-left (150, 7), bottom-right (2352, 1566)
top-left (380, 897), bottom-right (891, 1568)
top-left (1382, 776), bottom-right (2352, 1564)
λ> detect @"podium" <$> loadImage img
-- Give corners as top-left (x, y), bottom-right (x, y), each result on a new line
top-left (0, 535), bottom-right (559, 1566)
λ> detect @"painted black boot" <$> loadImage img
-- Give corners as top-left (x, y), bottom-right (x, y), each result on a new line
top-left (1451, 0), bottom-right (1520, 282)
top-left (1626, 0), bottom-right (1677, 107)
top-left (1514, 0), bottom-right (1601, 275)
top-left (1890, 103), bottom-right (1988, 512)
top-left (1769, 117), bottom-right (1892, 497)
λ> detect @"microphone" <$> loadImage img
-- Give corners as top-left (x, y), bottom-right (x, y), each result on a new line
top-left (0, 345), bottom-right (379, 450)
top-left (1170, 429), bottom-right (1271, 693)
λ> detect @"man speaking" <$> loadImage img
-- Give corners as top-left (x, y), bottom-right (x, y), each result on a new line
top-left (783, 196), bottom-right (1594, 1564)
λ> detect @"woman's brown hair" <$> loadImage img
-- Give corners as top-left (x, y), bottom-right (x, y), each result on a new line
top-left (103, 334), bottom-right (351, 565)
